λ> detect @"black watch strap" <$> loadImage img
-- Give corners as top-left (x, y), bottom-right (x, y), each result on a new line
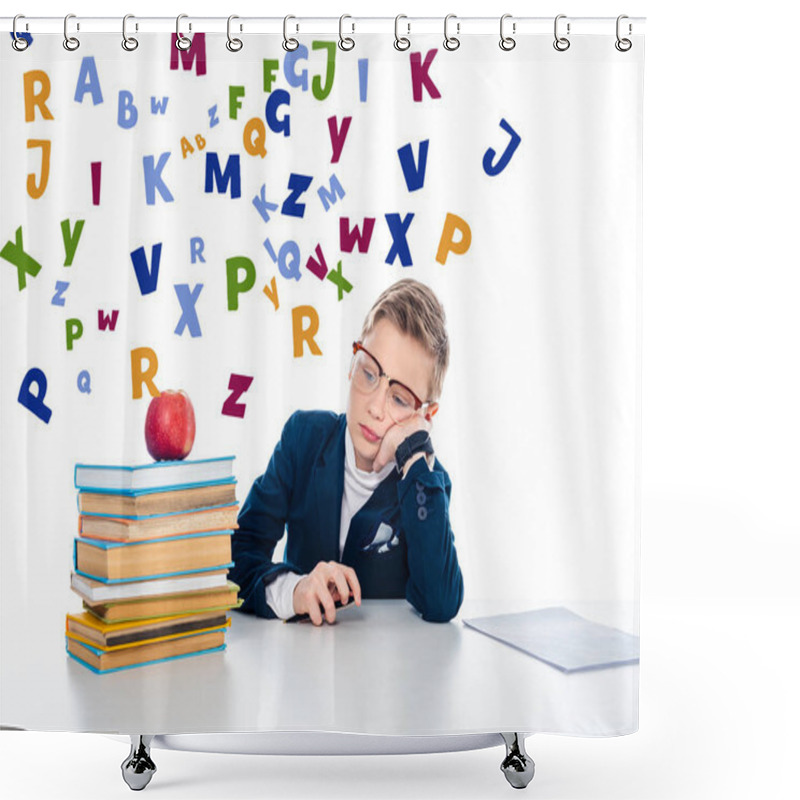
top-left (396, 430), bottom-right (433, 473)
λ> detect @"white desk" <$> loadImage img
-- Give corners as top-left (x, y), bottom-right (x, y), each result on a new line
top-left (1, 600), bottom-right (637, 736)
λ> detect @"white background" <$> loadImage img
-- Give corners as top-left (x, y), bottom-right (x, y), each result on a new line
top-left (1, 1), bottom-right (798, 799)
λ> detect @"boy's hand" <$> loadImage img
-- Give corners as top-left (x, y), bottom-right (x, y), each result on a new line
top-left (292, 561), bottom-right (362, 626)
top-left (372, 413), bottom-right (432, 473)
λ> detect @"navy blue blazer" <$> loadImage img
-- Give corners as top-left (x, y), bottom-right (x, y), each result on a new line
top-left (231, 410), bottom-right (464, 622)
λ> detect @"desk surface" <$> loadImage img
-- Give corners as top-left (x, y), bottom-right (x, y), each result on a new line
top-left (1, 600), bottom-right (637, 736)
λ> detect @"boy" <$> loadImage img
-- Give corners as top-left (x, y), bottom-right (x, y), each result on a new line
top-left (231, 278), bottom-right (463, 624)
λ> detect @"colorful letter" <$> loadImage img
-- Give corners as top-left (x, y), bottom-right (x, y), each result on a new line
top-left (91, 162), bottom-right (101, 205)
top-left (244, 118), bottom-right (267, 158)
top-left (339, 217), bottom-right (375, 253)
top-left (284, 44), bottom-right (309, 90)
top-left (98, 309), bottom-right (119, 330)
top-left (292, 306), bottom-right (322, 358)
top-left (263, 59), bottom-right (280, 92)
top-left (205, 153), bottom-right (241, 198)
top-left (1, 227), bottom-right (42, 290)
top-left (23, 70), bottom-right (53, 122)
top-left (143, 153), bottom-right (174, 204)
top-left (398, 140), bottom-right (429, 192)
top-left (117, 90), bottom-right (138, 128)
top-left (229, 86), bottom-right (245, 119)
top-left (174, 284), bottom-right (203, 337)
top-left (130, 243), bottom-right (162, 295)
top-left (131, 347), bottom-right (159, 399)
top-left (262, 276), bottom-right (279, 310)
top-left (409, 50), bottom-right (441, 102)
top-left (26, 139), bottom-right (51, 199)
top-left (483, 118), bottom-right (521, 176)
top-left (358, 59), bottom-right (368, 102)
top-left (317, 174), bottom-right (345, 211)
top-left (306, 244), bottom-right (328, 280)
top-left (282, 173), bottom-right (312, 217)
top-left (66, 318), bottom-right (83, 351)
top-left (222, 374), bottom-right (253, 418)
top-left (61, 219), bottom-right (85, 266)
top-left (328, 116), bottom-right (352, 163)
top-left (169, 33), bottom-right (207, 76)
top-left (74, 56), bottom-right (103, 105)
top-left (327, 260), bottom-right (353, 301)
top-left (385, 213), bottom-right (414, 267)
top-left (312, 41), bottom-right (336, 100)
top-left (151, 96), bottom-right (169, 114)
top-left (226, 256), bottom-right (256, 310)
top-left (18, 368), bottom-right (52, 423)
top-left (52, 281), bottom-right (69, 306)
top-left (265, 90), bottom-right (290, 136)
top-left (253, 186), bottom-right (279, 222)
top-left (190, 237), bottom-right (205, 263)
top-left (436, 213), bottom-right (472, 264)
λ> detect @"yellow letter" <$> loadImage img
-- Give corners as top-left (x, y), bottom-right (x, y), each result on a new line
top-left (24, 70), bottom-right (54, 122)
top-left (131, 346), bottom-right (160, 399)
top-left (291, 305), bottom-right (322, 358)
top-left (436, 212), bottom-right (472, 265)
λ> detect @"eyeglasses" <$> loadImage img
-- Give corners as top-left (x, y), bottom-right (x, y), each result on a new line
top-left (350, 342), bottom-right (437, 423)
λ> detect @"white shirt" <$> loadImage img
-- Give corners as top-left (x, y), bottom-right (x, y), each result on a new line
top-left (264, 428), bottom-right (396, 619)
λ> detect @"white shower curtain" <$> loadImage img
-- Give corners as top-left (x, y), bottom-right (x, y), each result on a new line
top-left (1, 20), bottom-right (643, 737)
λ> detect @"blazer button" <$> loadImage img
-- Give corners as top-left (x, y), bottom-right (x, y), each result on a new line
top-left (417, 506), bottom-right (428, 521)
top-left (416, 490), bottom-right (426, 506)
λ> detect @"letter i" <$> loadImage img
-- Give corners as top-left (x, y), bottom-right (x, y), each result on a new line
top-left (91, 162), bottom-right (101, 205)
top-left (358, 59), bottom-right (368, 102)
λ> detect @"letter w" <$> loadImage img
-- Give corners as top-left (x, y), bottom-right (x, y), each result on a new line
top-left (98, 309), bottom-right (119, 331)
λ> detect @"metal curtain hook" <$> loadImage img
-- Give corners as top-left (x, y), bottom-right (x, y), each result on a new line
top-left (615, 14), bottom-right (632, 51)
top-left (227, 15), bottom-right (243, 51)
top-left (12, 14), bottom-right (29, 51)
top-left (553, 14), bottom-right (570, 51)
top-left (283, 15), bottom-right (299, 51)
top-left (176, 13), bottom-right (192, 51)
top-left (444, 14), bottom-right (460, 51)
top-left (64, 13), bottom-right (80, 51)
top-left (339, 14), bottom-right (355, 51)
top-left (122, 14), bottom-right (139, 51)
top-left (394, 14), bottom-right (410, 51)
top-left (499, 13), bottom-right (516, 51)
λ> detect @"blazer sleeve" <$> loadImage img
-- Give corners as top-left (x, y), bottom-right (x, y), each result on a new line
top-left (231, 411), bottom-right (304, 618)
top-left (397, 456), bottom-right (464, 622)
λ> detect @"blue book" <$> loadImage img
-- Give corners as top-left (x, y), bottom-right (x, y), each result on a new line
top-left (74, 456), bottom-right (235, 492)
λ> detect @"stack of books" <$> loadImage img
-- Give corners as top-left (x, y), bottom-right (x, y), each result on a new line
top-left (66, 456), bottom-right (242, 674)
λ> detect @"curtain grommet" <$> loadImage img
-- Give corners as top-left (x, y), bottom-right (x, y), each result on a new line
top-left (615, 15), bottom-right (632, 51)
top-left (175, 14), bottom-right (192, 51)
top-left (443, 14), bottom-right (460, 51)
top-left (283, 15), bottom-right (299, 52)
top-left (394, 15), bottom-right (411, 51)
top-left (339, 14), bottom-right (355, 51)
top-left (122, 14), bottom-right (139, 51)
top-left (227, 15), bottom-right (243, 52)
top-left (63, 13), bottom-right (80, 51)
top-left (553, 14), bottom-right (571, 52)
top-left (12, 14), bottom-right (29, 51)
top-left (499, 14), bottom-right (516, 51)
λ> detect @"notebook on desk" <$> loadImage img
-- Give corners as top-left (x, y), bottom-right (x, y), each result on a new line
top-left (463, 606), bottom-right (640, 673)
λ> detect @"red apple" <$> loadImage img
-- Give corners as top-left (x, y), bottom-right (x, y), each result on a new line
top-left (144, 390), bottom-right (196, 461)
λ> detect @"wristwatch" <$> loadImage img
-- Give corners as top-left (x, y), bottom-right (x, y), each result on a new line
top-left (395, 430), bottom-right (433, 474)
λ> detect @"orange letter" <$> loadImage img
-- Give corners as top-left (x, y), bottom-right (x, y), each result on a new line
top-left (131, 346), bottom-right (160, 399)
top-left (436, 212), bottom-right (472, 265)
top-left (23, 70), bottom-right (54, 122)
top-left (26, 140), bottom-right (51, 199)
top-left (291, 305), bottom-right (322, 358)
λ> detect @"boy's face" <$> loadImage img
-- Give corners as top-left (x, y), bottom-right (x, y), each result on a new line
top-left (346, 317), bottom-right (436, 473)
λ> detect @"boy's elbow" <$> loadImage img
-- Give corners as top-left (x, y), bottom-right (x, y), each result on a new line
top-left (415, 579), bottom-right (464, 624)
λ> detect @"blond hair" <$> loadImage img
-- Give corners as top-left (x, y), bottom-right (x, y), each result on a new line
top-left (360, 279), bottom-right (449, 402)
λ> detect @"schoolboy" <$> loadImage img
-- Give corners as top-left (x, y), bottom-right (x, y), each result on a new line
top-left (231, 278), bottom-right (463, 624)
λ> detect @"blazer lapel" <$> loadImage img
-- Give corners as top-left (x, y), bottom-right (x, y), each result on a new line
top-left (313, 413), bottom-right (347, 562)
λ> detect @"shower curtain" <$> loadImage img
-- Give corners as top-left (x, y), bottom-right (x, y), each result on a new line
top-left (1, 19), bottom-right (643, 738)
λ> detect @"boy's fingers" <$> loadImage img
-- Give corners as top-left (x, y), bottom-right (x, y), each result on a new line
top-left (318, 584), bottom-right (337, 624)
top-left (305, 593), bottom-right (323, 626)
top-left (331, 572), bottom-right (351, 606)
top-left (344, 566), bottom-right (362, 605)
